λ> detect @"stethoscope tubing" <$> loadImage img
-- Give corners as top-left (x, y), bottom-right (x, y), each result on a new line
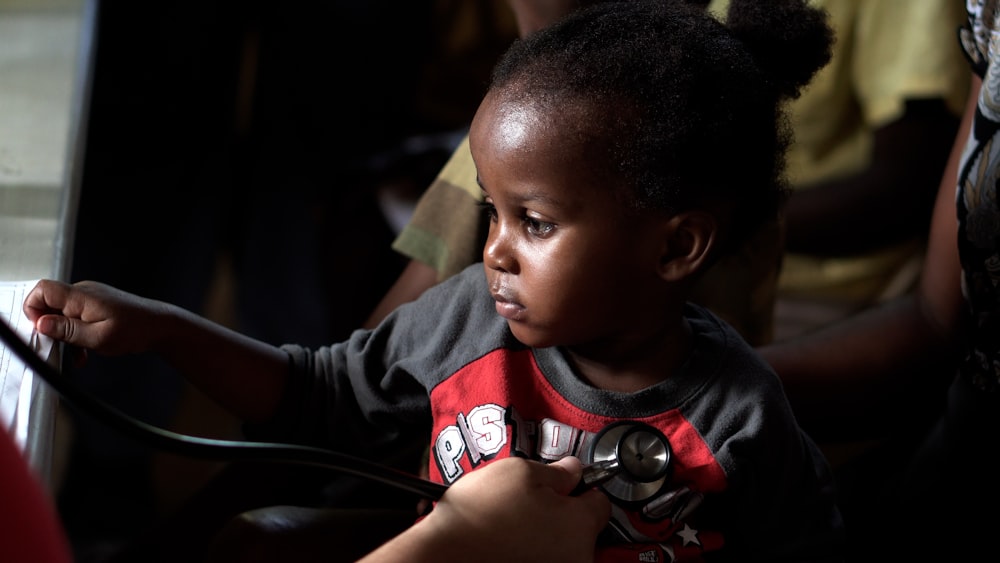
top-left (0, 316), bottom-right (450, 500)
top-left (1, 315), bottom-right (658, 503)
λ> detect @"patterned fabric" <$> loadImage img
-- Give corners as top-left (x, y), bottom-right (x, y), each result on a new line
top-left (957, 0), bottom-right (1000, 392)
top-left (390, 136), bottom-right (487, 281)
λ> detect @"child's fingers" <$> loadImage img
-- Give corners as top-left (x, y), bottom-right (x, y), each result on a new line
top-left (22, 279), bottom-right (72, 321)
top-left (34, 314), bottom-right (70, 342)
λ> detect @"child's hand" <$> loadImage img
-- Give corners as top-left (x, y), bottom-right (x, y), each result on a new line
top-left (23, 279), bottom-right (167, 361)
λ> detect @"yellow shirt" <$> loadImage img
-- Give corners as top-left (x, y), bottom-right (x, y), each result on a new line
top-left (710, 0), bottom-right (970, 305)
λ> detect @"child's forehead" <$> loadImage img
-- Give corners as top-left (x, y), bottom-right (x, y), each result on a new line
top-left (472, 95), bottom-right (610, 167)
top-left (481, 97), bottom-right (541, 146)
top-left (471, 91), bottom-right (627, 207)
top-left (478, 88), bottom-right (605, 138)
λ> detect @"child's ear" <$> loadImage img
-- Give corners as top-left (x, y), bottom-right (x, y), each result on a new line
top-left (656, 211), bottom-right (717, 282)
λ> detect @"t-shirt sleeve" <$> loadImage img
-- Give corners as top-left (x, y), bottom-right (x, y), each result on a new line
top-left (852, 0), bottom-right (971, 124)
top-left (391, 135), bottom-right (488, 280)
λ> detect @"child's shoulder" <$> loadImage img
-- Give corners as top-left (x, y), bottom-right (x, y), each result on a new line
top-left (685, 301), bottom-right (779, 382)
top-left (684, 301), bottom-right (750, 349)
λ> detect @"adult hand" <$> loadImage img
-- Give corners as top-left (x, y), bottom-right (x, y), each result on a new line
top-left (361, 456), bottom-right (612, 563)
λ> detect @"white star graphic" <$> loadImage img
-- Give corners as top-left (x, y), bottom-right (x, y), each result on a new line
top-left (676, 523), bottom-right (701, 547)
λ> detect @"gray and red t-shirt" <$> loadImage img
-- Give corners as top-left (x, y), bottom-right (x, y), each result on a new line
top-left (264, 265), bottom-right (843, 562)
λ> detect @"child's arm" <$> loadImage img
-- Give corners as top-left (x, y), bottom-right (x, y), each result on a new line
top-left (23, 279), bottom-right (289, 423)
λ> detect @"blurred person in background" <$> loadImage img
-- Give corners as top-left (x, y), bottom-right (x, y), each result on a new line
top-left (711, 0), bottom-right (971, 342)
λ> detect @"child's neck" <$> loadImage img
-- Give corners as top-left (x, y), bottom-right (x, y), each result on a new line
top-left (565, 318), bottom-right (693, 393)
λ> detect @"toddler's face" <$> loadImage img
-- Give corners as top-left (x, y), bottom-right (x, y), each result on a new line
top-left (469, 90), bottom-right (667, 349)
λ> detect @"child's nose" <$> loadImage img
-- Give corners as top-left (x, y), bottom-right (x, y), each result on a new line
top-left (483, 223), bottom-right (518, 274)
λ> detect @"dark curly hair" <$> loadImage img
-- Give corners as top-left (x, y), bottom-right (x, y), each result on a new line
top-left (488, 0), bottom-right (832, 252)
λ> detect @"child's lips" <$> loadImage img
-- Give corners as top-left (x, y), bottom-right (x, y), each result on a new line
top-left (491, 289), bottom-right (525, 321)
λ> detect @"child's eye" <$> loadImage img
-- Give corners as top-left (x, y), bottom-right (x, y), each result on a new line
top-left (478, 199), bottom-right (554, 237)
top-left (477, 201), bottom-right (498, 222)
top-left (525, 217), bottom-right (555, 237)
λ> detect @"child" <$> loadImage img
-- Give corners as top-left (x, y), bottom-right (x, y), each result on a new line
top-left (25, 1), bottom-right (842, 560)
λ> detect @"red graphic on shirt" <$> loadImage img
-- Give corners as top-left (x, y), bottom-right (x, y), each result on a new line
top-left (427, 348), bottom-right (728, 561)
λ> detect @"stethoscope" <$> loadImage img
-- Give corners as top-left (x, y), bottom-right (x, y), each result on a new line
top-left (572, 421), bottom-right (673, 505)
top-left (0, 316), bottom-right (672, 504)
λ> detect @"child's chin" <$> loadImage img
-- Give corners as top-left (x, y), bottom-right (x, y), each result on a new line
top-left (508, 323), bottom-right (558, 349)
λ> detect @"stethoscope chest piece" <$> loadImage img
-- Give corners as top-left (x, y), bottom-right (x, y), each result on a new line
top-left (588, 421), bottom-right (672, 506)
